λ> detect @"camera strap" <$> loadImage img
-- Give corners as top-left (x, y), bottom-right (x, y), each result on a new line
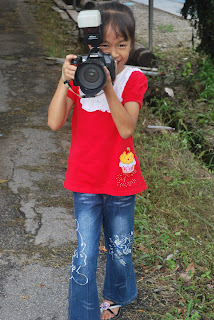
top-left (61, 68), bottom-right (72, 89)
top-left (61, 68), bottom-right (82, 97)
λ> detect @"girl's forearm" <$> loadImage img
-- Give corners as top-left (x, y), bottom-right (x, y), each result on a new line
top-left (48, 77), bottom-right (71, 131)
top-left (103, 85), bottom-right (138, 139)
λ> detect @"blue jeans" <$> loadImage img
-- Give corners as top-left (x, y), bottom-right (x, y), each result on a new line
top-left (68, 193), bottom-right (137, 320)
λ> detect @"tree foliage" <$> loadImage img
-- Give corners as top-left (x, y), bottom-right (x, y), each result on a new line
top-left (181, 0), bottom-right (214, 59)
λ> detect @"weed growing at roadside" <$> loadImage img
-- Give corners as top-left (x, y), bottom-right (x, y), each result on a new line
top-left (148, 54), bottom-right (214, 171)
top-left (133, 105), bottom-right (214, 319)
top-left (28, 0), bottom-right (82, 57)
top-left (157, 24), bottom-right (174, 33)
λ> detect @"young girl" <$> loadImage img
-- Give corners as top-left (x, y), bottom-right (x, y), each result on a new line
top-left (48, 2), bottom-right (148, 319)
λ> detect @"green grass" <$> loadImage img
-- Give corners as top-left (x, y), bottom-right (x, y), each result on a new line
top-left (157, 24), bottom-right (174, 33)
top-left (148, 52), bottom-right (214, 171)
top-left (28, 0), bottom-right (82, 57)
top-left (133, 105), bottom-right (214, 319)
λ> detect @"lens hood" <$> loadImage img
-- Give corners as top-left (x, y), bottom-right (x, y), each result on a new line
top-left (75, 59), bottom-right (107, 97)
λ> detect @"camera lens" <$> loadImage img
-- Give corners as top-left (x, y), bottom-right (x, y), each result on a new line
top-left (84, 67), bottom-right (99, 83)
top-left (76, 60), bottom-right (107, 95)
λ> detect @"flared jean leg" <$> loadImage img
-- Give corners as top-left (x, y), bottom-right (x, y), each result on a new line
top-left (102, 195), bottom-right (137, 305)
top-left (68, 193), bottom-right (103, 320)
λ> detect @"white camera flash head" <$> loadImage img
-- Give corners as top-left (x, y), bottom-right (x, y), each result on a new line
top-left (77, 10), bottom-right (102, 28)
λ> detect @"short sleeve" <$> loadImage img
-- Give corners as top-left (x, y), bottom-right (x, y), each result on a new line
top-left (67, 81), bottom-right (78, 103)
top-left (122, 71), bottom-right (148, 108)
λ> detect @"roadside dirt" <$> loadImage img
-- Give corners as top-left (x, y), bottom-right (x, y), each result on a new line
top-left (131, 2), bottom-right (194, 51)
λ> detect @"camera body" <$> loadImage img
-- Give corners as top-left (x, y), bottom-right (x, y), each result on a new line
top-left (72, 48), bottom-right (116, 97)
top-left (71, 10), bottom-right (116, 97)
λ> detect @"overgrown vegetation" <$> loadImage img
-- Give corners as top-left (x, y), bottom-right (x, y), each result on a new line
top-left (133, 107), bottom-right (214, 319)
top-left (29, 0), bottom-right (82, 57)
top-left (157, 24), bottom-right (174, 33)
top-left (133, 47), bottom-right (214, 319)
top-left (148, 53), bottom-right (214, 171)
top-left (28, 0), bottom-right (214, 318)
top-left (181, 0), bottom-right (214, 59)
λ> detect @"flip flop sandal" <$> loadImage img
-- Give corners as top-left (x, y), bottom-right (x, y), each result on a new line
top-left (100, 302), bottom-right (122, 319)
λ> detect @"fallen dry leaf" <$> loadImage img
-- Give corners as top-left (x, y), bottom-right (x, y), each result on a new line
top-left (179, 272), bottom-right (191, 281)
top-left (0, 179), bottom-right (8, 183)
top-left (186, 262), bottom-right (195, 276)
top-left (179, 262), bottom-right (195, 281)
top-left (99, 246), bottom-right (107, 252)
top-left (139, 245), bottom-right (148, 252)
top-left (207, 283), bottom-right (214, 289)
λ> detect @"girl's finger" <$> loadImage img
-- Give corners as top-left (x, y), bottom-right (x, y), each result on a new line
top-left (62, 55), bottom-right (78, 80)
top-left (65, 54), bottom-right (77, 63)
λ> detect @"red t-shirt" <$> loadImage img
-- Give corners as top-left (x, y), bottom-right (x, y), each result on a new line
top-left (64, 66), bottom-right (148, 196)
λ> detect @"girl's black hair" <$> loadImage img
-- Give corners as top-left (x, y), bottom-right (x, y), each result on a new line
top-left (97, 1), bottom-right (135, 45)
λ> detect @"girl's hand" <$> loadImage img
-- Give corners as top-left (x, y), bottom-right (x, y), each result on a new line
top-left (103, 66), bottom-right (113, 91)
top-left (62, 54), bottom-right (77, 82)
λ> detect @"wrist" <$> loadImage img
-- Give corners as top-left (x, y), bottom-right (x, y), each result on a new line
top-left (103, 81), bottom-right (113, 94)
top-left (62, 67), bottom-right (71, 89)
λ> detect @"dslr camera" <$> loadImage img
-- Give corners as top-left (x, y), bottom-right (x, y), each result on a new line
top-left (71, 10), bottom-right (116, 97)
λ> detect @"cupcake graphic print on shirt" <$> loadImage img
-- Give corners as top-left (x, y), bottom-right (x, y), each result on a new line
top-left (116, 147), bottom-right (138, 188)
top-left (119, 147), bottom-right (136, 174)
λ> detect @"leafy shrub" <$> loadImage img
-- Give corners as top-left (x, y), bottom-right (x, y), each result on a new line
top-left (181, 0), bottom-right (214, 59)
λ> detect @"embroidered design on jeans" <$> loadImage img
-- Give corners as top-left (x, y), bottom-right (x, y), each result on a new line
top-left (109, 232), bottom-right (133, 266)
top-left (70, 220), bottom-right (88, 285)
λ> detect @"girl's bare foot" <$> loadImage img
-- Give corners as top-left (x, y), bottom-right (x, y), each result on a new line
top-left (100, 300), bottom-right (120, 319)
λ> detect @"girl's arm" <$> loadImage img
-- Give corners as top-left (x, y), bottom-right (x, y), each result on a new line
top-left (103, 69), bottom-right (140, 139)
top-left (48, 55), bottom-right (77, 131)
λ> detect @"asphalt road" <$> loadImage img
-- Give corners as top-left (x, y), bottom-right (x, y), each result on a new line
top-left (0, 1), bottom-right (132, 319)
top-left (0, 0), bottom-right (80, 319)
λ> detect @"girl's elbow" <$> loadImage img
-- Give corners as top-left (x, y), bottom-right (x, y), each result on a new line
top-left (121, 133), bottom-right (132, 139)
top-left (48, 120), bottom-right (61, 131)
top-left (120, 128), bottom-right (133, 139)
